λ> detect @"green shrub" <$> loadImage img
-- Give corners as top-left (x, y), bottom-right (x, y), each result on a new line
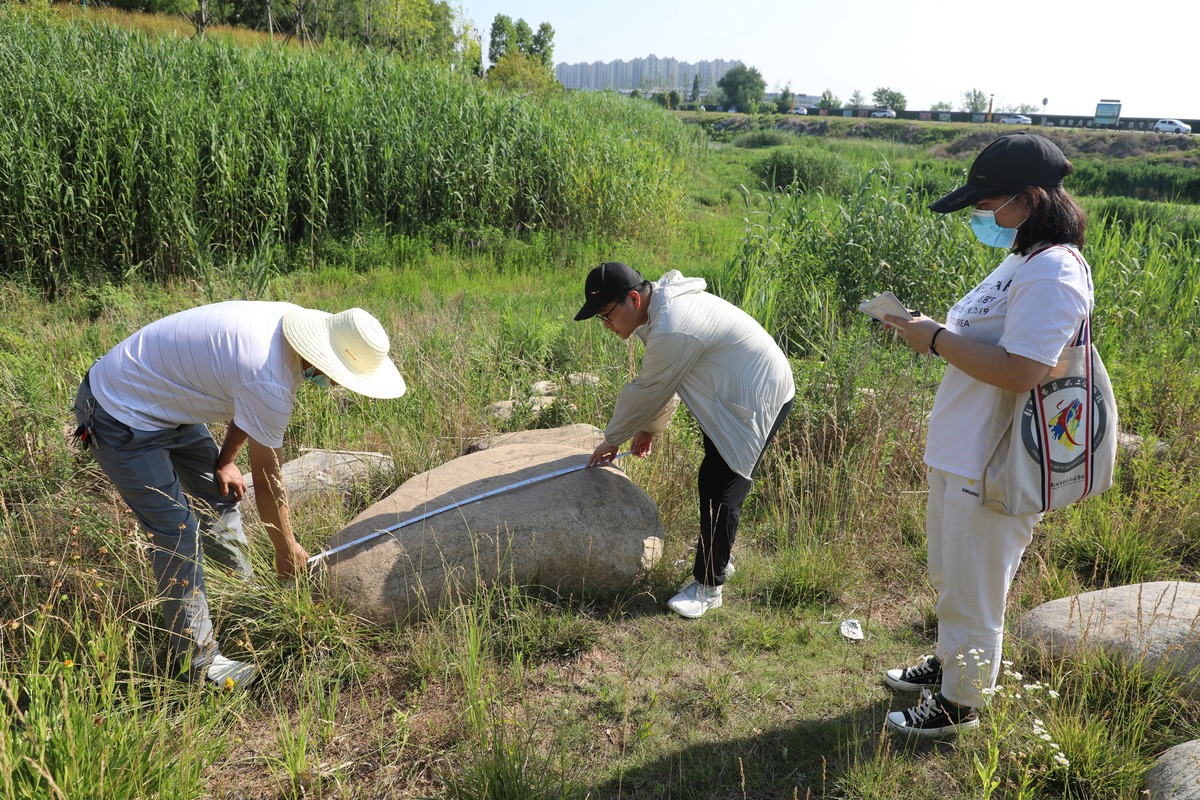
top-left (732, 129), bottom-right (800, 149)
top-left (1069, 159), bottom-right (1200, 203)
top-left (752, 146), bottom-right (852, 194)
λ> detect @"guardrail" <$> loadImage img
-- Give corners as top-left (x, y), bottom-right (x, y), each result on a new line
top-left (801, 108), bottom-right (1198, 131)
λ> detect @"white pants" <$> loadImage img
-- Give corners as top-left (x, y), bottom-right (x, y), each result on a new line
top-left (927, 467), bottom-right (1040, 707)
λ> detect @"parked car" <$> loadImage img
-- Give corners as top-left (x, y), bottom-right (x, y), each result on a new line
top-left (870, 109), bottom-right (896, 118)
top-left (999, 115), bottom-right (1033, 125)
top-left (1153, 119), bottom-right (1192, 134)
top-left (790, 107), bottom-right (808, 115)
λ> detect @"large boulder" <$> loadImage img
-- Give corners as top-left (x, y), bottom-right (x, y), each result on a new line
top-left (465, 423), bottom-right (606, 455)
top-left (1014, 581), bottom-right (1200, 696)
top-left (1145, 740), bottom-right (1200, 800)
top-left (318, 437), bottom-right (663, 624)
top-left (242, 449), bottom-right (392, 504)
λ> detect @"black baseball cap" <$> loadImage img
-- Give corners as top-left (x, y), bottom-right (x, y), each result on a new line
top-left (574, 262), bottom-right (644, 321)
top-left (929, 133), bottom-right (1068, 213)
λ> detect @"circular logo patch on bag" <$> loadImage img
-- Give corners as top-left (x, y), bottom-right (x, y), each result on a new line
top-left (1020, 377), bottom-right (1109, 472)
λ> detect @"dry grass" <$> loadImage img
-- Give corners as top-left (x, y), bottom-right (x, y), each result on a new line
top-left (55, 2), bottom-right (295, 48)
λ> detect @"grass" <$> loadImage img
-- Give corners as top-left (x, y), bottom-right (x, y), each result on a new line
top-left (2, 97), bottom-right (1199, 799)
top-left (0, 8), bottom-right (703, 293)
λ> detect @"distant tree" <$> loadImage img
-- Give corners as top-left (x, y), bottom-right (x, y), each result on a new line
top-left (872, 87), bottom-right (906, 111)
top-left (704, 87), bottom-right (727, 108)
top-left (717, 64), bottom-right (766, 111)
top-left (512, 17), bottom-right (532, 54)
top-left (112, 0), bottom-right (191, 14)
top-left (1014, 102), bottom-right (1041, 114)
top-left (669, 89), bottom-right (681, 109)
top-left (651, 91), bottom-right (669, 108)
top-left (816, 89), bottom-right (841, 109)
top-left (691, 73), bottom-right (701, 102)
top-left (630, 88), bottom-right (642, 100)
top-left (486, 49), bottom-right (563, 96)
top-left (775, 84), bottom-right (793, 114)
top-left (930, 100), bottom-right (953, 112)
top-left (848, 90), bottom-right (865, 109)
top-left (960, 88), bottom-right (988, 113)
top-left (488, 13), bottom-right (514, 66)
top-left (529, 21), bottom-right (554, 68)
top-left (375, 0), bottom-right (437, 59)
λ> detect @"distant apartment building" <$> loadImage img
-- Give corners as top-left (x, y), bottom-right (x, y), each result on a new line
top-left (556, 55), bottom-right (744, 93)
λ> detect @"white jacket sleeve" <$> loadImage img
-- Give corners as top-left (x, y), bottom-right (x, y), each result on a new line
top-left (604, 331), bottom-right (703, 446)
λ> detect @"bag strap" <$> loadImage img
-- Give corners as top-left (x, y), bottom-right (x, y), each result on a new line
top-left (1024, 243), bottom-right (1097, 509)
top-left (1025, 244), bottom-right (1093, 346)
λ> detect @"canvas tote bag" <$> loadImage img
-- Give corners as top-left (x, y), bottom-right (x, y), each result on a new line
top-left (980, 247), bottom-right (1118, 516)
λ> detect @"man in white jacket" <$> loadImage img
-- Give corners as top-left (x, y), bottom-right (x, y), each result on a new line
top-left (576, 262), bottom-right (795, 618)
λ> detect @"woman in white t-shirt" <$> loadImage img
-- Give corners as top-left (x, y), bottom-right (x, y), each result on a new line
top-left (878, 134), bottom-right (1092, 737)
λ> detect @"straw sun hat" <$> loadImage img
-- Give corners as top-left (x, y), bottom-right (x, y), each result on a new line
top-left (282, 307), bottom-right (406, 399)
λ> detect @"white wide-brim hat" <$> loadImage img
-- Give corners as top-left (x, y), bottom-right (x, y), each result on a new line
top-left (282, 307), bottom-right (406, 399)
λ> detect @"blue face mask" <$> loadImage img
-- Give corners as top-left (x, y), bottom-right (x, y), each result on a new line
top-left (303, 366), bottom-right (331, 388)
top-left (969, 194), bottom-right (1025, 249)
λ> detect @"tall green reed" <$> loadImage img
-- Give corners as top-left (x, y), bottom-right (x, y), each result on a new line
top-left (0, 10), bottom-right (702, 293)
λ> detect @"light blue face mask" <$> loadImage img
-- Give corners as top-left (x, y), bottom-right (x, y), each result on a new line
top-left (969, 194), bottom-right (1025, 249)
top-left (303, 366), bottom-right (331, 388)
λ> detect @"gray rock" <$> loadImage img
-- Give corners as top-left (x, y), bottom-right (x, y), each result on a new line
top-left (465, 423), bottom-right (605, 455)
top-left (488, 396), bottom-right (576, 422)
top-left (1145, 740), bottom-right (1200, 800)
top-left (1119, 432), bottom-right (1171, 460)
top-left (568, 372), bottom-right (601, 387)
top-left (319, 440), bottom-right (663, 623)
top-left (531, 380), bottom-right (561, 396)
top-left (1014, 581), bottom-right (1200, 696)
top-left (243, 449), bottom-right (393, 504)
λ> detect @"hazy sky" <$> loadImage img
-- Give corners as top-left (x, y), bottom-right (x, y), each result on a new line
top-left (463, 0), bottom-right (1199, 121)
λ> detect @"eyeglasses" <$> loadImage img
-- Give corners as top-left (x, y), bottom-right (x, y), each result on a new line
top-left (597, 299), bottom-right (621, 323)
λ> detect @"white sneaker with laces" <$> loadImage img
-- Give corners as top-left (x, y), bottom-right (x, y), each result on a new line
top-left (667, 580), bottom-right (723, 619)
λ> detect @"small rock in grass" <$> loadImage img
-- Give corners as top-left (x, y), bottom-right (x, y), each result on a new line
top-left (568, 372), bottom-right (601, 387)
top-left (1144, 739), bottom-right (1200, 800)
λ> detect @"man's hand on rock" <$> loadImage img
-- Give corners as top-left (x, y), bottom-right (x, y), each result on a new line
top-left (588, 442), bottom-right (618, 467)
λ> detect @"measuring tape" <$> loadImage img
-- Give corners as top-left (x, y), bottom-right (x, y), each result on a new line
top-left (307, 452), bottom-right (631, 565)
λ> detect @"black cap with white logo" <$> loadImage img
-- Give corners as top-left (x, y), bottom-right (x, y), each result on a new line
top-left (574, 262), bottom-right (644, 321)
top-left (929, 133), bottom-right (1068, 213)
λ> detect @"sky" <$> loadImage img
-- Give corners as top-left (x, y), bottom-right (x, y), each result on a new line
top-left (462, 0), bottom-right (1200, 121)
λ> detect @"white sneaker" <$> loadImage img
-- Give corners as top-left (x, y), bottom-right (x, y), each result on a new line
top-left (725, 561), bottom-right (735, 577)
top-left (667, 580), bottom-right (723, 619)
top-left (204, 654), bottom-right (259, 689)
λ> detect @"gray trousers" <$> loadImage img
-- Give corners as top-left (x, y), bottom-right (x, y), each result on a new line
top-left (74, 375), bottom-right (251, 672)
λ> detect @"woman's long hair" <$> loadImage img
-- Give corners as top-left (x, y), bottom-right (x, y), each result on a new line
top-left (1009, 161), bottom-right (1087, 255)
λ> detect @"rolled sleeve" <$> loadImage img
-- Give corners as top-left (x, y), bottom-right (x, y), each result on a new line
top-left (999, 279), bottom-right (1090, 366)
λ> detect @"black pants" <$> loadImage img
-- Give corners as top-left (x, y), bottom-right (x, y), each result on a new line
top-left (694, 398), bottom-right (794, 586)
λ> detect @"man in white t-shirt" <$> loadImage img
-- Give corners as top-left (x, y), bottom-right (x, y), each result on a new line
top-left (74, 302), bottom-right (406, 688)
